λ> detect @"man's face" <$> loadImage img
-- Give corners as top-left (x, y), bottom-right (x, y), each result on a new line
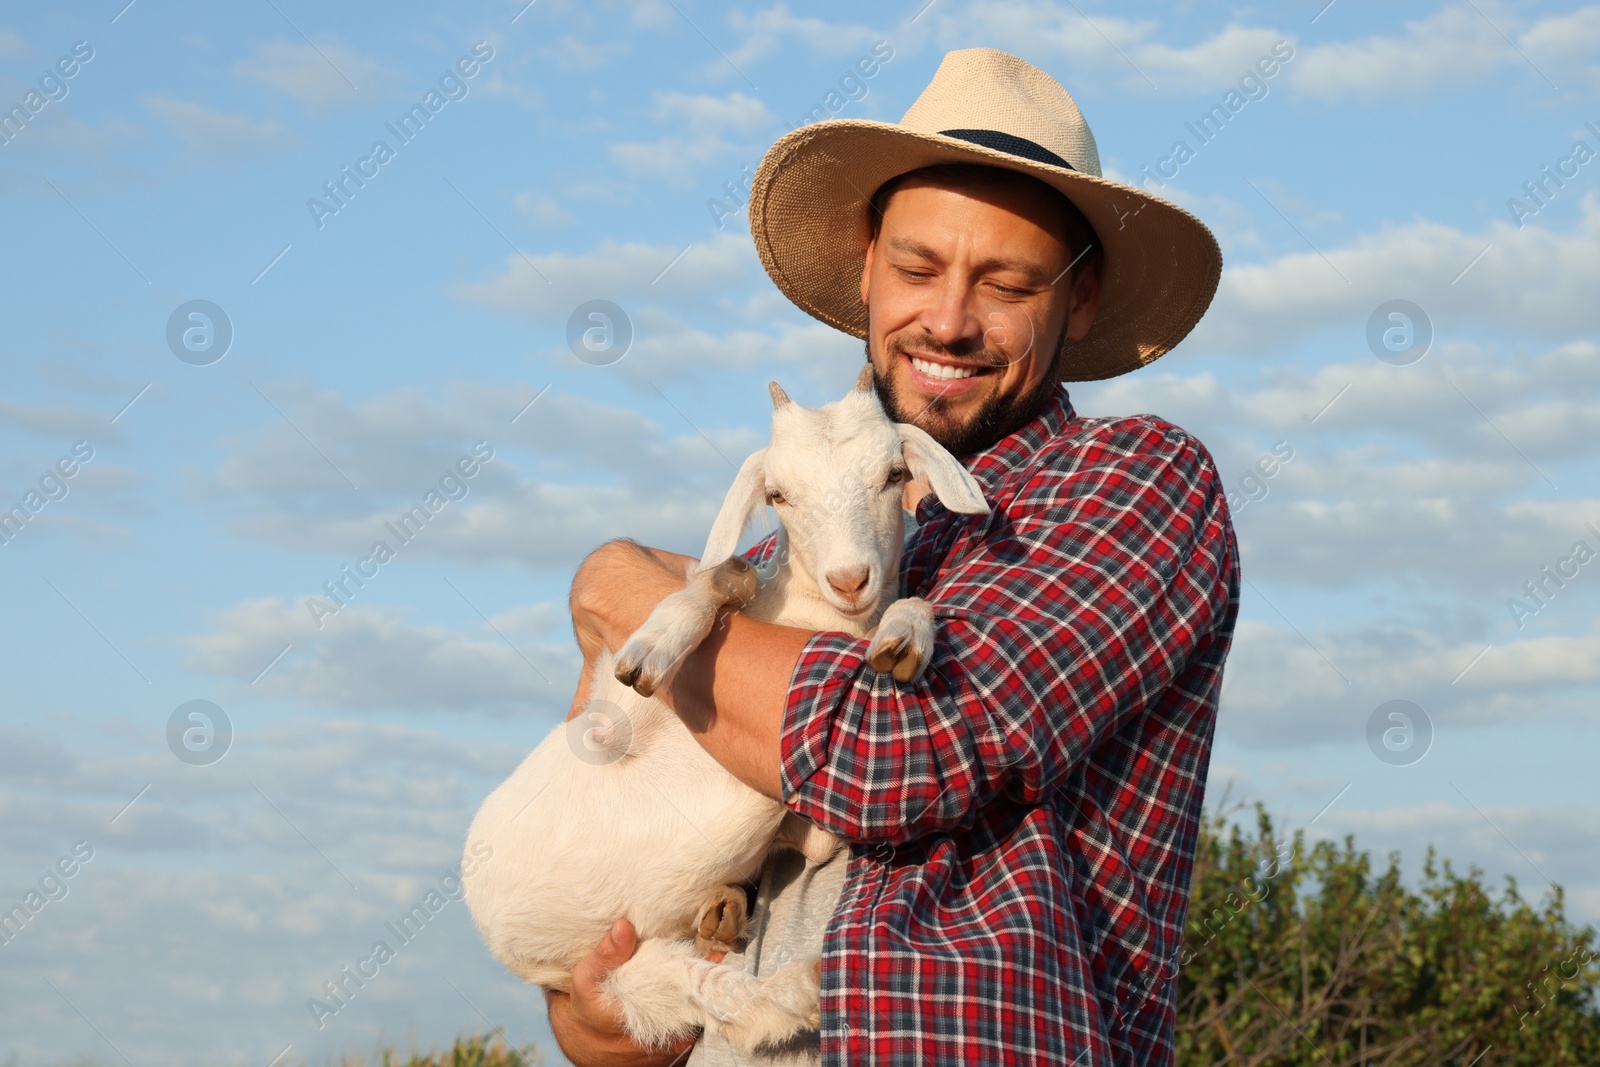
top-left (859, 177), bottom-right (1100, 456)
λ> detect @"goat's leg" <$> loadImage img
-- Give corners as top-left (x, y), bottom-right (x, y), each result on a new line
top-left (614, 557), bottom-right (759, 697)
top-left (717, 955), bottom-right (824, 1053)
top-left (773, 810), bottom-right (843, 864)
top-left (599, 937), bottom-right (820, 1054)
top-left (693, 883), bottom-right (748, 956)
top-left (866, 597), bottom-right (936, 682)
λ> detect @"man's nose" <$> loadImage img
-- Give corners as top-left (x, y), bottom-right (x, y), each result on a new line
top-left (920, 278), bottom-right (984, 350)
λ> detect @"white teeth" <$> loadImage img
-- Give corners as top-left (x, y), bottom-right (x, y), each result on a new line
top-left (910, 357), bottom-right (977, 381)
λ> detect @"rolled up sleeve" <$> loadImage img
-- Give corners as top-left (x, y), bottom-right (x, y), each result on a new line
top-left (777, 422), bottom-right (1237, 846)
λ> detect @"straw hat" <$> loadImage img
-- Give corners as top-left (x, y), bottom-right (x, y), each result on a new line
top-left (746, 48), bottom-right (1223, 382)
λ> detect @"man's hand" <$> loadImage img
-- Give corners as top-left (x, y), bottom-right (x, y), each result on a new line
top-left (566, 538), bottom-right (803, 799)
top-left (567, 542), bottom-right (695, 722)
top-left (545, 917), bottom-right (724, 1067)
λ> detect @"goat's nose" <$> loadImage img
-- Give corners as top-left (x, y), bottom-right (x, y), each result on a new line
top-left (826, 567), bottom-right (871, 598)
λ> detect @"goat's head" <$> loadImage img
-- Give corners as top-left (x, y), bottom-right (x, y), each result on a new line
top-left (698, 367), bottom-right (990, 621)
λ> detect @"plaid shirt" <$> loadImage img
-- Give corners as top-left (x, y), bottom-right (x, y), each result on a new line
top-left (768, 386), bottom-right (1239, 1065)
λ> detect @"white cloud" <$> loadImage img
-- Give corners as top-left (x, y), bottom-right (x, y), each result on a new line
top-left (1219, 617), bottom-right (1600, 748)
top-left (0, 715), bottom-right (557, 1065)
top-left (1188, 195), bottom-right (1600, 354)
top-left (233, 39), bottom-right (393, 109)
top-left (513, 190), bottom-right (570, 226)
top-left (1319, 800), bottom-right (1600, 919)
top-left (1520, 4), bottom-right (1600, 75)
top-left (233, 475), bottom-right (732, 572)
top-left (723, 4), bottom-right (886, 69)
top-left (200, 378), bottom-right (773, 569)
top-left (182, 597), bottom-right (574, 715)
top-left (449, 230), bottom-right (759, 319)
top-left (0, 397), bottom-right (120, 437)
top-left (930, 0), bottom-right (1151, 69)
top-left (920, 3), bottom-right (1600, 100)
top-left (1131, 24), bottom-right (1291, 89)
top-left (143, 95), bottom-right (290, 160)
top-left (609, 91), bottom-right (774, 175)
top-left (1079, 341), bottom-right (1600, 593)
top-left (927, 2), bottom-right (1289, 94)
top-left (540, 33), bottom-right (628, 71)
top-left (1291, 3), bottom-right (1600, 99)
top-left (622, 312), bottom-right (864, 380)
top-left (473, 73), bottom-right (543, 108)
top-left (1290, 5), bottom-right (1508, 99)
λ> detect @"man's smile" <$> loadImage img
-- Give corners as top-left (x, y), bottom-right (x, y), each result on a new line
top-left (900, 350), bottom-right (998, 398)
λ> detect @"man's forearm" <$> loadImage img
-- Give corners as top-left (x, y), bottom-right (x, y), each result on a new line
top-left (661, 610), bottom-right (813, 799)
top-left (574, 541), bottom-right (813, 800)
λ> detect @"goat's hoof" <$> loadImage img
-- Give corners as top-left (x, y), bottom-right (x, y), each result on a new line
top-left (866, 598), bottom-right (934, 683)
top-left (868, 635), bottom-right (908, 674)
top-left (612, 660), bottom-right (655, 698)
top-left (694, 884), bottom-right (748, 957)
top-left (612, 645), bottom-right (661, 697)
top-left (705, 556), bottom-right (759, 609)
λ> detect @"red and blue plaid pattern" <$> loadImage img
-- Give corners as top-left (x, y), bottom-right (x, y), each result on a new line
top-left (769, 386), bottom-right (1240, 1065)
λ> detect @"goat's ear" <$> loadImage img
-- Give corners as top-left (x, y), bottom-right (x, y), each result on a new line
top-left (897, 423), bottom-right (989, 515)
top-left (698, 448), bottom-right (768, 569)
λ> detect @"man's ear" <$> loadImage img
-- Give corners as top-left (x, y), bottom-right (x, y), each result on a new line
top-left (897, 424), bottom-right (989, 515)
top-left (1065, 260), bottom-right (1101, 343)
top-left (698, 448), bottom-right (767, 569)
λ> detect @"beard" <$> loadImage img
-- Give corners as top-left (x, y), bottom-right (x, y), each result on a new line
top-left (867, 336), bottom-right (1062, 458)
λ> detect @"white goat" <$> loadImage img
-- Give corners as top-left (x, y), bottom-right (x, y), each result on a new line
top-left (461, 369), bottom-right (988, 1053)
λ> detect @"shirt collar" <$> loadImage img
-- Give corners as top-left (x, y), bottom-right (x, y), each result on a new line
top-left (914, 386), bottom-right (1077, 524)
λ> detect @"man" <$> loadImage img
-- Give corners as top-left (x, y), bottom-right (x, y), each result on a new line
top-left (546, 48), bottom-right (1238, 1065)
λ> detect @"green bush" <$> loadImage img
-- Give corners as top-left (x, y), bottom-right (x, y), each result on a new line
top-left (1175, 805), bottom-right (1600, 1065)
top-left (328, 1033), bottom-right (545, 1067)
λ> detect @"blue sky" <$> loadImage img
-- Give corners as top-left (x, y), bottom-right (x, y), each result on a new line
top-left (3, 0), bottom-right (1599, 1063)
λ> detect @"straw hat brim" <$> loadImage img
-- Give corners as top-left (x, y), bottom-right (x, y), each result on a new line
top-left (747, 118), bottom-right (1223, 382)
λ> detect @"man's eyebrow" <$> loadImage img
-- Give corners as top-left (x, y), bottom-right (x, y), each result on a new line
top-left (884, 235), bottom-right (1053, 284)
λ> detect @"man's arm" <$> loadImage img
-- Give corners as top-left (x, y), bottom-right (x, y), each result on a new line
top-left (569, 540), bottom-right (814, 799)
top-left (572, 423), bottom-right (1234, 850)
top-left (774, 421), bottom-right (1238, 846)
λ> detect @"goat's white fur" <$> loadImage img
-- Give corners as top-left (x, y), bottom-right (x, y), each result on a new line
top-left (461, 371), bottom-right (989, 1053)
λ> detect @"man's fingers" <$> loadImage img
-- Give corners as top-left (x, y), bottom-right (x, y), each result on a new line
top-left (569, 918), bottom-right (636, 1030)
top-left (575, 918), bottom-right (634, 988)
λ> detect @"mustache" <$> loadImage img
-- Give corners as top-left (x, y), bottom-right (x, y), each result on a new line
top-left (888, 333), bottom-right (1010, 368)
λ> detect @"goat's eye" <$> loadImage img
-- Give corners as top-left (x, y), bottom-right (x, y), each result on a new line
top-left (886, 465), bottom-right (907, 486)
top-left (767, 488), bottom-right (785, 505)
